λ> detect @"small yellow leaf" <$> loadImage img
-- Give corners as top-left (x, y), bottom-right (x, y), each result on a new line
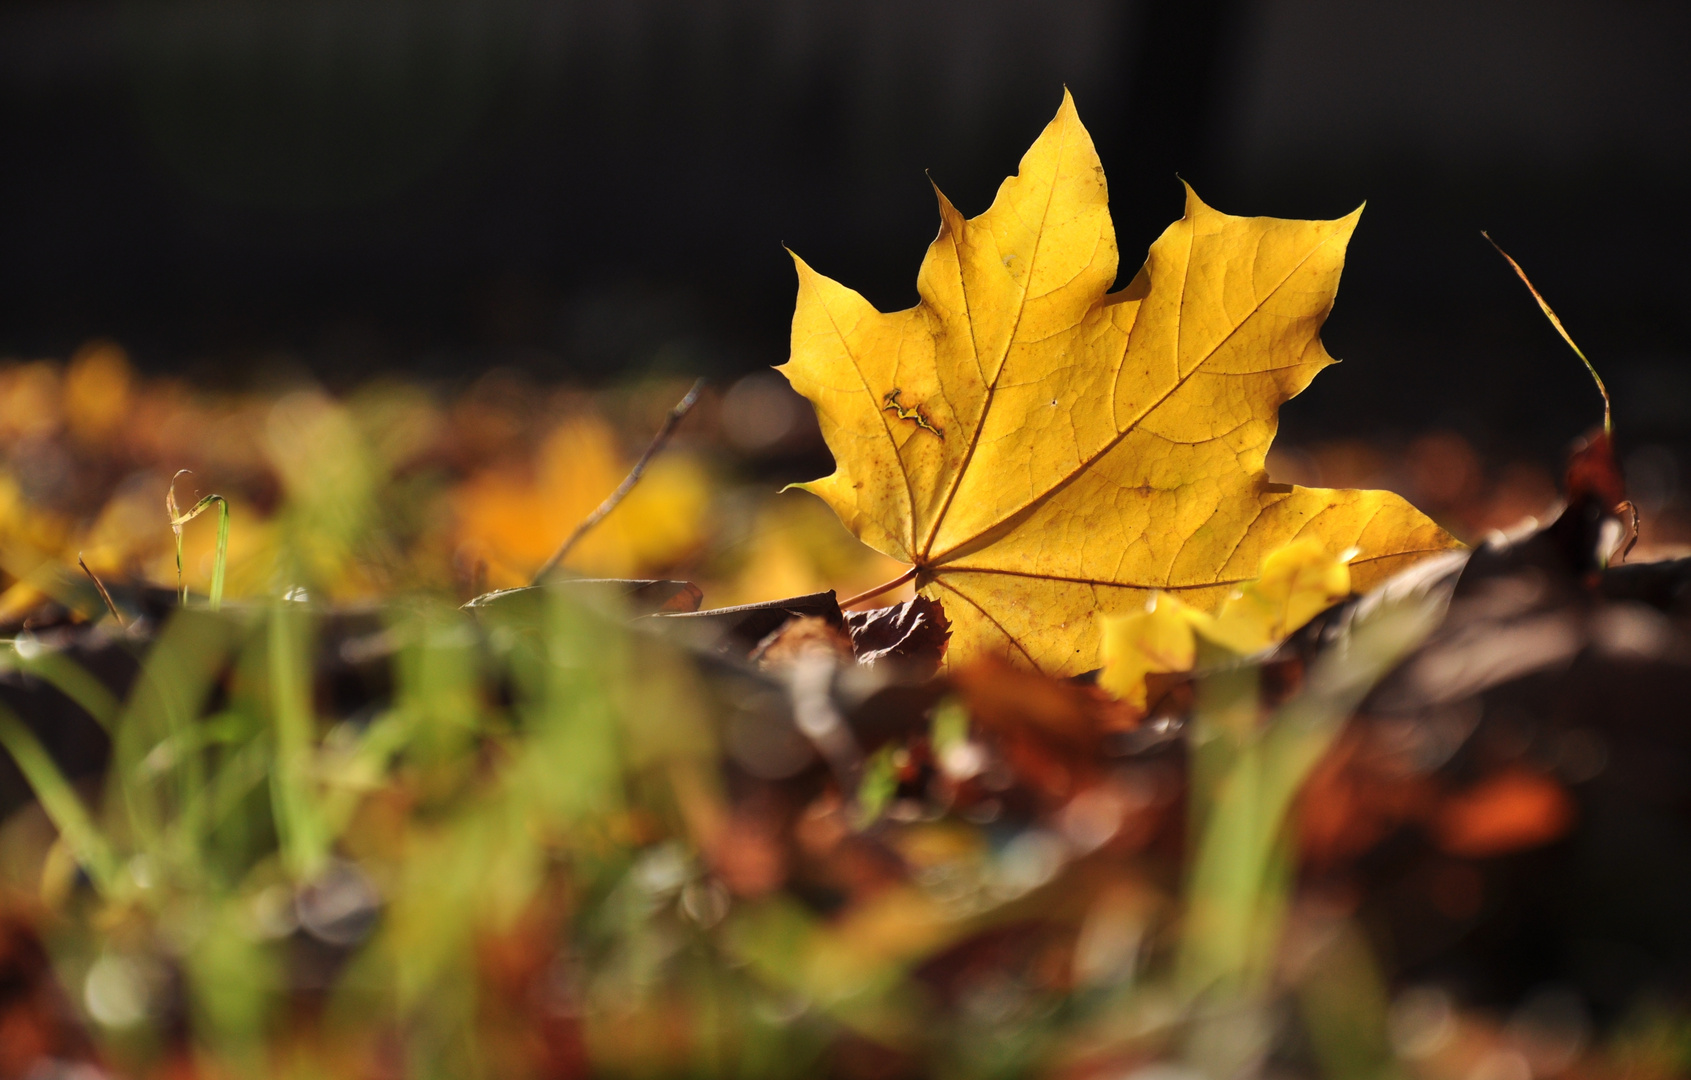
top-left (1098, 593), bottom-right (1199, 710)
top-left (781, 91), bottom-right (1458, 673)
top-left (1098, 540), bottom-right (1352, 707)
top-left (1210, 539), bottom-right (1352, 654)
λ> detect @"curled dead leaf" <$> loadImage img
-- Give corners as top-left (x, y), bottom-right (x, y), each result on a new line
top-left (844, 595), bottom-right (952, 677)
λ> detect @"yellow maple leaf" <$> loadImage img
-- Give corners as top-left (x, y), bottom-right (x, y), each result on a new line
top-left (779, 91), bottom-right (1458, 674)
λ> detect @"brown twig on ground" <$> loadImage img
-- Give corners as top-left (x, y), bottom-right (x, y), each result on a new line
top-left (77, 554), bottom-right (125, 630)
top-left (531, 378), bottom-right (707, 585)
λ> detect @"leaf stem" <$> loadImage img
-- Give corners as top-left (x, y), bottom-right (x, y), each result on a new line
top-left (532, 378), bottom-right (706, 585)
top-left (839, 565), bottom-right (919, 609)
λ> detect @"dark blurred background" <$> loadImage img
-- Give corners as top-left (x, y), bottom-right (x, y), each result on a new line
top-left (1, 0), bottom-right (1687, 464)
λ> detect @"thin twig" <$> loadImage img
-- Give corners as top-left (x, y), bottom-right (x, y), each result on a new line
top-left (77, 554), bottom-right (126, 630)
top-left (531, 378), bottom-right (707, 585)
top-left (839, 565), bottom-right (919, 609)
top-left (1483, 232), bottom-right (1612, 436)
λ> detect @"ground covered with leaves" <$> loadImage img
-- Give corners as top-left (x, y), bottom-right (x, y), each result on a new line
top-left (1, 94), bottom-right (1690, 1080)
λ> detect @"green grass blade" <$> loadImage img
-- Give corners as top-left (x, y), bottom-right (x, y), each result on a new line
top-left (167, 481), bottom-right (231, 611)
top-left (108, 609), bottom-right (242, 875)
top-left (0, 701), bottom-right (121, 896)
top-left (268, 599), bottom-right (327, 879)
top-left (1181, 590), bottom-right (1446, 998)
top-left (210, 496), bottom-right (229, 612)
top-left (6, 647), bottom-right (120, 730)
top-left (165, 730), bottom-right (271, 880)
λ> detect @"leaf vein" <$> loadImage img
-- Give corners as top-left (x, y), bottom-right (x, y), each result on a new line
top-left (928, 230), bottom-right (1339, 563)
top-left (918, 115), bottom-right (1073, 560)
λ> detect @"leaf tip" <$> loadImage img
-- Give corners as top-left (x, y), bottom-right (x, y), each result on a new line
top-left (1047, 86), bottom-right (1092, 148)
top-left (787, 250), bottom-right (831, 297)
top-left (1179, 179), bottom-right (1210, 220)
top-left (929, 179), bottom-right (965, 235)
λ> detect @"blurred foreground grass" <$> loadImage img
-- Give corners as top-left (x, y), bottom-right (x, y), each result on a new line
top-left (0, 342), bottom-right (913, 621)
top-left (0, 345), bottom-right (1686, 1079)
